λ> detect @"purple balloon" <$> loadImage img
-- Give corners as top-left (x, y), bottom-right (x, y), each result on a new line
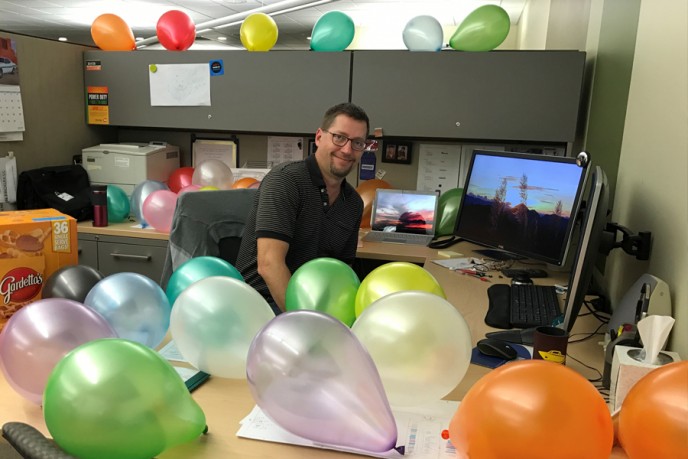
top-left (246, 310), bottom-right (397, 452)
top-left (0, 299), bottom-right (117, 404)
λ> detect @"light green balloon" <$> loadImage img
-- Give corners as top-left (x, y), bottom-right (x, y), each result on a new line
top-left (449, 5), bottom-right (511, 52)
top-left (285, 257), bottom-right (360, 327)
top-left (436, 188), bottom-right (463, 236)
top-left (44, 338), bottom-right (206, 459)
top-left (310, 11), bottom-right (355, 52)
top-left (107, 184), bottom-right (130, 223)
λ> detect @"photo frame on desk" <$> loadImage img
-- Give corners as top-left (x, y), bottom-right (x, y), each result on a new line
top-left (381, 140), bottom-right (412, 164)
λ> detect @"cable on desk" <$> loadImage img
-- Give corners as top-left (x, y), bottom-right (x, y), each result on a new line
top-left (579, 299), bottom-right (611, 323)
top-left (567, 352), bottom-right (603, 383)
top-left (568, 322), bottom-right (607, 344)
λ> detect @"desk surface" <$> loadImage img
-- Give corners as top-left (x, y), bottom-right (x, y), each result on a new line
top-left (1, 237), bottom-right (628, 458)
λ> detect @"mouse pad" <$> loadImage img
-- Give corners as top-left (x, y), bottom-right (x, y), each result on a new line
top-left (470, 343), bottom-right (531, 369)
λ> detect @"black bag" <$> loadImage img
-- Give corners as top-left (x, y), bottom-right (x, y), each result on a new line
top-left (16, 165), bottom-right (94, 221)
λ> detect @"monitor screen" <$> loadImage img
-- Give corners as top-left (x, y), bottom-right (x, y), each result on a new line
top-left (454, 150), bottom-right (588, 266)
top-left (370, 189), bottom-right (438, 235)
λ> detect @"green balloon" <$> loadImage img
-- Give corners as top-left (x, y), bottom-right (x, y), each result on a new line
top-left (310, 11), bottom-right (355, 52)
top-left (166, 256), bottom-right (244, 306)
top-left (449, 5), bottom-right (511, 52)
top-left (107, 184), bottom-right (130, 223)
top-left (43, 338), bottom-right (206, 459)
top-left (436, 188), bottom-right (463, 236)
top-left (285, 257), bottom-right (360, 327)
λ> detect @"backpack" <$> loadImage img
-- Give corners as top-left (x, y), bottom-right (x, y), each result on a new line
top-left (16, 165), bottom-right (94, 221)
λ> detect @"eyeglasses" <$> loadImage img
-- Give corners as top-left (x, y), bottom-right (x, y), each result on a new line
top-left (322, 130), bottom-right (367, 151)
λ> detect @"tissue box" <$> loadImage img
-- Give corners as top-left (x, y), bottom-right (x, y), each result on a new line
top-left (610, 345), bottom-right (681, 411)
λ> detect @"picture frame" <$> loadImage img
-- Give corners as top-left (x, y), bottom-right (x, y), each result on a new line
top-left (381, 141), bottom-right (413, 164)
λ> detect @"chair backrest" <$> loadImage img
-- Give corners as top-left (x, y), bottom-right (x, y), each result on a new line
top-left (160, 188), bottom-right (257, 288)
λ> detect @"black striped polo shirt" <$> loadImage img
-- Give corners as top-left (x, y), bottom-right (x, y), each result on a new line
top-left (235, 154), bottom-right (363, 301)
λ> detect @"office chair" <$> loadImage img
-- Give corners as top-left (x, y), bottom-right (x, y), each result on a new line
top-left (1, 423), bottom-right (75, 459)
top-left (160, 188), bottom-right (257, 289)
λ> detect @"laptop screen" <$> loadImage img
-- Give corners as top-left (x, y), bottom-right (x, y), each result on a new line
top-left (370, 189), bottom-right (438, 235)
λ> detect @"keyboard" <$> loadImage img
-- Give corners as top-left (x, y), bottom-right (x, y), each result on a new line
top-left (362, 231), bottom-right (432, 245)
top-left (510, 284), bottom-right (561, 328)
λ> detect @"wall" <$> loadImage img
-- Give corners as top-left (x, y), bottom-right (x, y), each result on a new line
top-left (2, 34), bottom-right (115, 172)
top-left (605, 0), bottom-right (688, 357)
top-left (517, 0), bottom-right (551, 49)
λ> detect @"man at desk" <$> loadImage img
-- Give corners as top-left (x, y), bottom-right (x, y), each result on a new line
top-left (235, 102), bottom-right (368, 314)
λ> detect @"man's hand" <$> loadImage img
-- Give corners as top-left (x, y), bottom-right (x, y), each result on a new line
top-left (256, 238), bottom-right (291, 312)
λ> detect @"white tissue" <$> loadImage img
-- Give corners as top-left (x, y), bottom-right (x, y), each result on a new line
top-left (637, 315), bottom-right (675, 364)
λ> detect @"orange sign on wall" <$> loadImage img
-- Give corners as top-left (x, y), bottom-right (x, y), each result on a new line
top-left (87, 86), bottom-right (109, 125)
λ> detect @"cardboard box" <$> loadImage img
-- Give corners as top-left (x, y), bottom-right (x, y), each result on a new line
top-left (0, 209), bottom-right (78, 331)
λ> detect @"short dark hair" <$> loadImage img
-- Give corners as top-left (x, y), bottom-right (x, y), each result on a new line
top-left (321, 102), bottom-right (369, 134)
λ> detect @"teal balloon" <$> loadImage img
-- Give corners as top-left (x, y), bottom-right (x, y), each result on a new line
top-left (310, 11), bottom-right (355, 52)
top-left (402, 15), bottom-right (444, 52)
top-left (285, 257), bottom-right (360, 327)
top-left (449, 5), bottom-right (511, 52)
top-left (44, 338), bottom-right (206, 459)
top-left (107, 185), bottom-right (130, 223)
top-left (166, 256), bottom-right (244, 307)
top-left (436, 188), bottom-right (463, 236)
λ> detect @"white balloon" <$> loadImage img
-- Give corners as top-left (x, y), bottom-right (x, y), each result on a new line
top-left (191, 159), bottom-right (234, 189)
top-left (402, 15), bottom-right (444, 52)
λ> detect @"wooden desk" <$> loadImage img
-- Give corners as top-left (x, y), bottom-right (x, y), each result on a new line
top-left (0, 238), bottom-right (628, 458)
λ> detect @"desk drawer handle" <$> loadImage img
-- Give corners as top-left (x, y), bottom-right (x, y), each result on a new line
top-left (110, 253), bottom-right (152, 261)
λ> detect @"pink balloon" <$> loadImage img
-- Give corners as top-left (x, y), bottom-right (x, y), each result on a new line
top-left (247, 180), bottom-right (261, 189)
top-left (142, 189), bottom-right (178, 232)
top-left (0, 299), bottom-right (117, 404)
top-left (178, 184), bottom-right (201, 195)
top-left (157, 10), bottom-right (196, 51)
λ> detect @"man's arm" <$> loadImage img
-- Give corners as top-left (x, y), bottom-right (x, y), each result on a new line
top-left (256, 237), bottom-right (291, 312)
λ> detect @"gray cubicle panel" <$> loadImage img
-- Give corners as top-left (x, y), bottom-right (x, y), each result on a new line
top-left (83, 50), bottom-right (351, 133)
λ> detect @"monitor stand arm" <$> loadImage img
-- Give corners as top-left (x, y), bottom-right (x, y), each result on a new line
top-left (599, 222), bottom-right (652, 260)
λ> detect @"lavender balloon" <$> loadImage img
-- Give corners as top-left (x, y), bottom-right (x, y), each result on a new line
top-left (246, 310), bottom-right (398, 453)
top-left (0, 299), bottom-right (117, 404)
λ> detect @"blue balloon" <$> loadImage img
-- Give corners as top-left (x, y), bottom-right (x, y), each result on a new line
top-left (84, 273), bottom-right (171, 349)
top-left (130, 180), bottom-right (169, 227)
top-left (310, 11), bottom-right (355, 52)
top-left (403, 15), bottom-right (444, 52)
top-left (166, 256), bottom-right (244, 307)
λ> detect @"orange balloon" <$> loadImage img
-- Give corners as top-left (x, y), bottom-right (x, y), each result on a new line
top-left (449, 360), bottom-right (613, 459)
top-left (231, 177), bottom-right (259, 189)
top-left (618, 361), bottom-right (688, 459)
top-left (91, 14), bottom-right (136, 51)
top-left (355, 179), bottom-right (392, 228)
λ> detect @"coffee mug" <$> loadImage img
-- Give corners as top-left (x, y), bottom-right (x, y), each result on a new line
top-left (532, 326), bottom-right (568, 364)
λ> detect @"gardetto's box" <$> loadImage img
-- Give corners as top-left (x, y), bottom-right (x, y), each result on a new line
top-left (0, 208), bottom-right (77, 331)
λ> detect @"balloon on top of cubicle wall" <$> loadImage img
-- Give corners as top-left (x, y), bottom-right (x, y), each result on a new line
top-left (142, 189), bottom-right (178, 233)
top-left (90, 14), bottom-right (136, 51)
top-left (449, 5), bottom-right (510, 52)
top-left (240, 13), bottom-right (279, 52)
top-left (106, 185), bottom-right (130, 223)
top-left (310, 11), bottom-right (355, 52)
top-left (130, 180), bottom-right (169, 227)
top-left (157, 10), bottom-right (196, 51)
top-left (168, 167), bottom-right (195, 193)
top-left (192, 159), bottom-right (234, 190)
top-left (402, 15), bottom-right (444, 52)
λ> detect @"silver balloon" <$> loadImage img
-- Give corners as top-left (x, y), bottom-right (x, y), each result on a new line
top-left (130, 180), bottom-right (169, 226)
top-left (402, 15), bottom-right (444, 52)
top-left (191, 159), bottom-right (234, 190)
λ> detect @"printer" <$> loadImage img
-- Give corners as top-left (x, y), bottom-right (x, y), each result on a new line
top-left (82, 142), bottom-right (180, 196)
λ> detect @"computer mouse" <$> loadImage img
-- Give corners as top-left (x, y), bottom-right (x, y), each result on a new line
top-left (477, 338), bottom-right (518, 361)
top-left (511, 274), bottom-right (534, 285)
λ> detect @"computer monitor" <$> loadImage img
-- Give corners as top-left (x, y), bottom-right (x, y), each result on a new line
top-left (453, 150), bottom-right (588, 266)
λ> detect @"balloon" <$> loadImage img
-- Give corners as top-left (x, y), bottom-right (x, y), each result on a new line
top-left (355, 262), bottom-right (445, 317)
top-left (310, 11), bottom-right (355, 52)
top-left (130, 180), bottom-right (169, 227)
top-left (230, 177), bottom-right (259, 189)
top-left (166, 256), bottom-right (244, 307)
top-left (356, 179), bottom-right (392, 228)
top-left (247, 180), bottom-right (261, 189)
top-left (90, 14), bottom-right (135, 51)
top-left (191, 159), bottom-right (234, 190)
top-left (435, 188), bottom-right (463, 236)
top-left (285, 257), bottom-right (360, 327)
top-left (107, 184), bottom-right (130, 223)
top-left (168, 167), bottom-right (195, 193)
top-left (449, 360), bottom-right (613, 459)
top-left (199, 185), bottom-right (219, 191)
top-left (44, 339), bottom-right (206, 459)
top-left (170, 276), bottom-right (274, 378)
top-left (141, 189), bottom-right (178, 232)
top-left (0, 299), bottom-right (116, 404)
top-left (42, 264), bottom-right (105, 303)
top-left (240, 13), bottom-right (278, 52)
top-left (84, 273), bottom-right (171, 349)
top-left (157, 10), bottom-right (196, 51)
top-left (246, 311), bottom-right (397, 452)
top-left (449, 5), bottom-right (511, 52)
top-left (618, 361), bottom-right (688, 458)
top-left (352, 291), bottom-right (471, 407)
top-left (402, 15), bottom-right (444, 52)
top-left (178, 184), bottom-right (201, 194)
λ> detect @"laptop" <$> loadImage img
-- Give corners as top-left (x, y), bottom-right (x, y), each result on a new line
top-left (362, 189), bottom-right (439, 246)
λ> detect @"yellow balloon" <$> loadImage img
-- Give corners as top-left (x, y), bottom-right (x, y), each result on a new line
top-left (355, 262), bottom-right (446, 317)
top-left (199, 186), bottom-right (219, 191)
top-left (240, 13), bottom-right (279, 51)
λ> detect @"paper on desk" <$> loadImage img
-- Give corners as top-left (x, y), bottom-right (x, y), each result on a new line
top-left (158, 340), bottom-right (187, 362)
top-left (237, 401), bottom-right (459, 458)
top-left (432, 257), bottom-right (482, 271)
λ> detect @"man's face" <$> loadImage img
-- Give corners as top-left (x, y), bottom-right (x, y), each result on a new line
top-left (315, 115), bottom-right (368, 179)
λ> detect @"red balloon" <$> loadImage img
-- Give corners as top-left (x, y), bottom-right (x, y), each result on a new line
top-left (168, 167), bottom-right (195, 193)
top-left (156, 10), bottom-right (196, 51)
